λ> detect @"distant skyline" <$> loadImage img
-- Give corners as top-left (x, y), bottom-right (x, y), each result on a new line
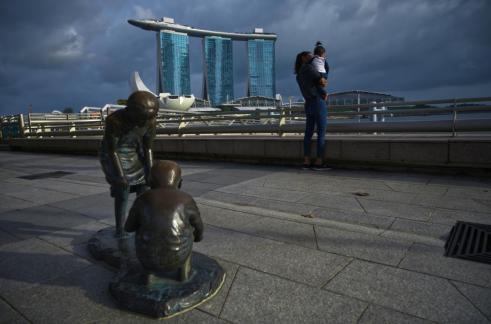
top-left (1, 0), bottom-right (490, 114)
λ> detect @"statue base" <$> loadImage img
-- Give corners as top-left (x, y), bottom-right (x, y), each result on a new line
top-left (87, 227), bottom-right (136, 268)
top-left (87, 227), bottom-right (226, 318)
top-left (110, 253), bottom-right (226, 318)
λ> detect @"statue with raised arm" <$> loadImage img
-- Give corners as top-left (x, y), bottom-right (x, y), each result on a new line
top-left (99, 91), bottom-right (158, 238)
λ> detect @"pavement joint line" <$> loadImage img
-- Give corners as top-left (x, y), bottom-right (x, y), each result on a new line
top-left (312, 225), bottom-right (320, 250)
top-left (448, 279), bottom-right (491, 323)
top-left (395, 242), bottom-right (414, 268)
top-left (355, 303), bottom-right (370, 324)
top-left (354, 196), bottom-right (369, 214)
top-left (320, 258), bottom-right (354, 290)
top-left (0, 294), bottom-right (34, 324)
top-left (201, 221), bottom-right (483, 289)
top-left (196, 197), bottom-right (444, 247)
top-left (217, 265), bottom-right (241, 319)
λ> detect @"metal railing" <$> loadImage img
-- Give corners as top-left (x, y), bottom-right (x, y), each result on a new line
top-left (1, 96), bottom-right (490, 140)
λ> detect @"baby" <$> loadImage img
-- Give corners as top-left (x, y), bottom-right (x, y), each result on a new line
top-left (311, 41), bottom-right (329, 100)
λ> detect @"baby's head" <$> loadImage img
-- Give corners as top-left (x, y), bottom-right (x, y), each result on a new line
top-left (149, 160), bottom-right (182, 189)
top-left (314, 41), bottom-right (326, 58)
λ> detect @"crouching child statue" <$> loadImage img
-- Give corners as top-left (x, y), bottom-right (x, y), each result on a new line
top-left (109, 160), bottom-right (226, 318)
top-left (125, 160), bottom-right (203, 282)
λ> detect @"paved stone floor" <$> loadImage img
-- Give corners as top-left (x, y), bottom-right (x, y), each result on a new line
top-left (0, 151), bottom-right (490, 323)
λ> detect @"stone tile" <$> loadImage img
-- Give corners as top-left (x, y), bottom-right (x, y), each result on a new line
top-left (430, 208), bottom-right (491, 226)
top-left (252, 198), bottom-right (315, 215)
top-left (358, 304), bottom-right (433, 324)
top-left (220, 267), bottom-right (367, 324)
top-left (387, 218), bottom-right (452, 239)
top-left (346, 188), bottom-right (417, 204)
top-left (0, 238), bottom-right (92, 295)
top-left (3, 186), bottom-right (80, 205)
top-left (6, 264), bottom-right (118, 324)
top-left (411, 194), bottom-right (491, 213)
top-left (0, 228), bottom-right (22, 246)
top-left (453, 281), bottom-right (491, 320)
top-left (357, 198), bottom-right (433, 222)
top-left (0, 182), bottom-right (31, 195)
top-left (398, 243), bottom-right (491, 288)
top-left (200, 190), bottom-right (258, 206)
top-left (445, 186), bottom-right (491, 200)
top-left (5, 178), bottom-right (108, 196)
top-left (297, 193), bottom-right (365, 213)
top-left (181, 180), bottom-right (224, 197)
top-left (198, 204), bottom-right (263, 229)
top-left (315, 226), bottom-right (411, 266)
top-left (218, 184), bottom-right (308, 202)
top-left (0, 205), bottom-right (93, 239)
top-left (197, 259), bottom-right (240, 316)
top-left (48, 192), bottom-right (113, 212)
top-left (38, 220), bottom-right (110, 249)
top-left (241, 217), bottom-right (316, 249)
top-left (97, 309), bottom-right (228, 324)
top-left (185, 169), bottom-right (261, 186)
top-left (313, 208), bottom-right (394, 229)
top-left (0, 298), bottom-right (29, 324)
top-left (383, 181), bottom-right (448, 195)
top-left (0, 195), bottom-right (37, 214)
top-left (325, 260), bottom-right (489, 323)
top-left (194, 226), bottom-right (351, 286)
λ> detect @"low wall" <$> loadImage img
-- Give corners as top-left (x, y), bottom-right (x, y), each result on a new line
top-left (8, 136), bottom-right (491, 173)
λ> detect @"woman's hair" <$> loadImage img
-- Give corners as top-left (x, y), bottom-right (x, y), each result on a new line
top-left (314, 41), bottom-right (326, 56)
top-left (294, 51), bottom-right (311, 74)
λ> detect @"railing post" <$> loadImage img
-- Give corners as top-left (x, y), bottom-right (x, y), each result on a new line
top-left (452, 98), bottom-right (457, 137)
top-left (18, 114), bottom-right (26, 138)
top-left (178, 114), bottom-right (188, 137)
top-left (27, 113), bottom-right (32, 137)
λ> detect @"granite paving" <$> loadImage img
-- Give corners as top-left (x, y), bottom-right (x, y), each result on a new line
top-left (0, 151), bottom-right (490, 323)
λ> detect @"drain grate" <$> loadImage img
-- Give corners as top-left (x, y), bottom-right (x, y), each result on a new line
top-left (18, 171), bottom-right (75, 180)
top-left (444, 221), bottom-right (491, 265)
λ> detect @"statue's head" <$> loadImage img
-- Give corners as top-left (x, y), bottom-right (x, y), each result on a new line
top-left (150, 160), bottom-right (182, 189)
top-left (126, 91), bottom-right (158, 125)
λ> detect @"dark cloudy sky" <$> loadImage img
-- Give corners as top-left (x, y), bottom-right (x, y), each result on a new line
top-left (1, 0), bottom-right (490, 114)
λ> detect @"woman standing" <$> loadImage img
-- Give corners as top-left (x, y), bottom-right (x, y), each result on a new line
top-left (295, 51), bottom-right (329, 170)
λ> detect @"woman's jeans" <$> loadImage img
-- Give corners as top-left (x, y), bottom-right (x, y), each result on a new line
top-left (303, 98), bottom-right (327, 159)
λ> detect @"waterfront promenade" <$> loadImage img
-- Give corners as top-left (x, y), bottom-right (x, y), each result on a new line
top-left (0, 150), bottom-right (490, 323)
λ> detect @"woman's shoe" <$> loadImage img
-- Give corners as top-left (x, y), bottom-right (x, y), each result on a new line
top-left (312, 164), bottom-right (331, 171)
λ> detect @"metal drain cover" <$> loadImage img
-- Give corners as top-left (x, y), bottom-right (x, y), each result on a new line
top-left (444, 221), bottom-right (491, 265)
top-left (18, 171), bottom-right (75, 180)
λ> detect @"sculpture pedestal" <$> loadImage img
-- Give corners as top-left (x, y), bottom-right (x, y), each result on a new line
top-left (87, 227), bottom-right (226, 318)
top-left (87, 227), bottom-right (136, 268)
top-left (110, 253), bottom-right (225, 318)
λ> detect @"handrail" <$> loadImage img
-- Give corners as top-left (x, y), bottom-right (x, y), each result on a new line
top-left (1, 96), bottom-right (490, 139)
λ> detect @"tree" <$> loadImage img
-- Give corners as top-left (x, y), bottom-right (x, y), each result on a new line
top-left (62, 107), bottom-right (74, 114)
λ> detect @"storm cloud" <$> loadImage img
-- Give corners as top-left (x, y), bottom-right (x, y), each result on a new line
top-left (0, 0), bottom-right (490, 114)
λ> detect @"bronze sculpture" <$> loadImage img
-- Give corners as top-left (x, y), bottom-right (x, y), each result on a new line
top-left (125, 160), bottom-right (203, 282)
top-left (107, 160), bottom-right (225, 318)
top-left (99, 91), bottom-right (158, 237)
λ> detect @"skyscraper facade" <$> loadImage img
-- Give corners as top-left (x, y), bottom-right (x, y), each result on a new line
top-left (157, 31), bottom-right (191, 95)
top-left (247, 39), bottom-right (275, 98)
top-left (203, 36), bottom-right (234, 106)
top-left (130, 18), bottom-right (277, 107)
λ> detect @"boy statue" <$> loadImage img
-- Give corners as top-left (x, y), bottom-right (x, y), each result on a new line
top-left (99, 91), bottom-right (158, 237)
top-left (124, 160), bottom-right (204, 282)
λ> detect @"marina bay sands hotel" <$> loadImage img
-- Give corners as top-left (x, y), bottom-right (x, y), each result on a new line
top-left (128, 17), bottom-right (277, 107)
